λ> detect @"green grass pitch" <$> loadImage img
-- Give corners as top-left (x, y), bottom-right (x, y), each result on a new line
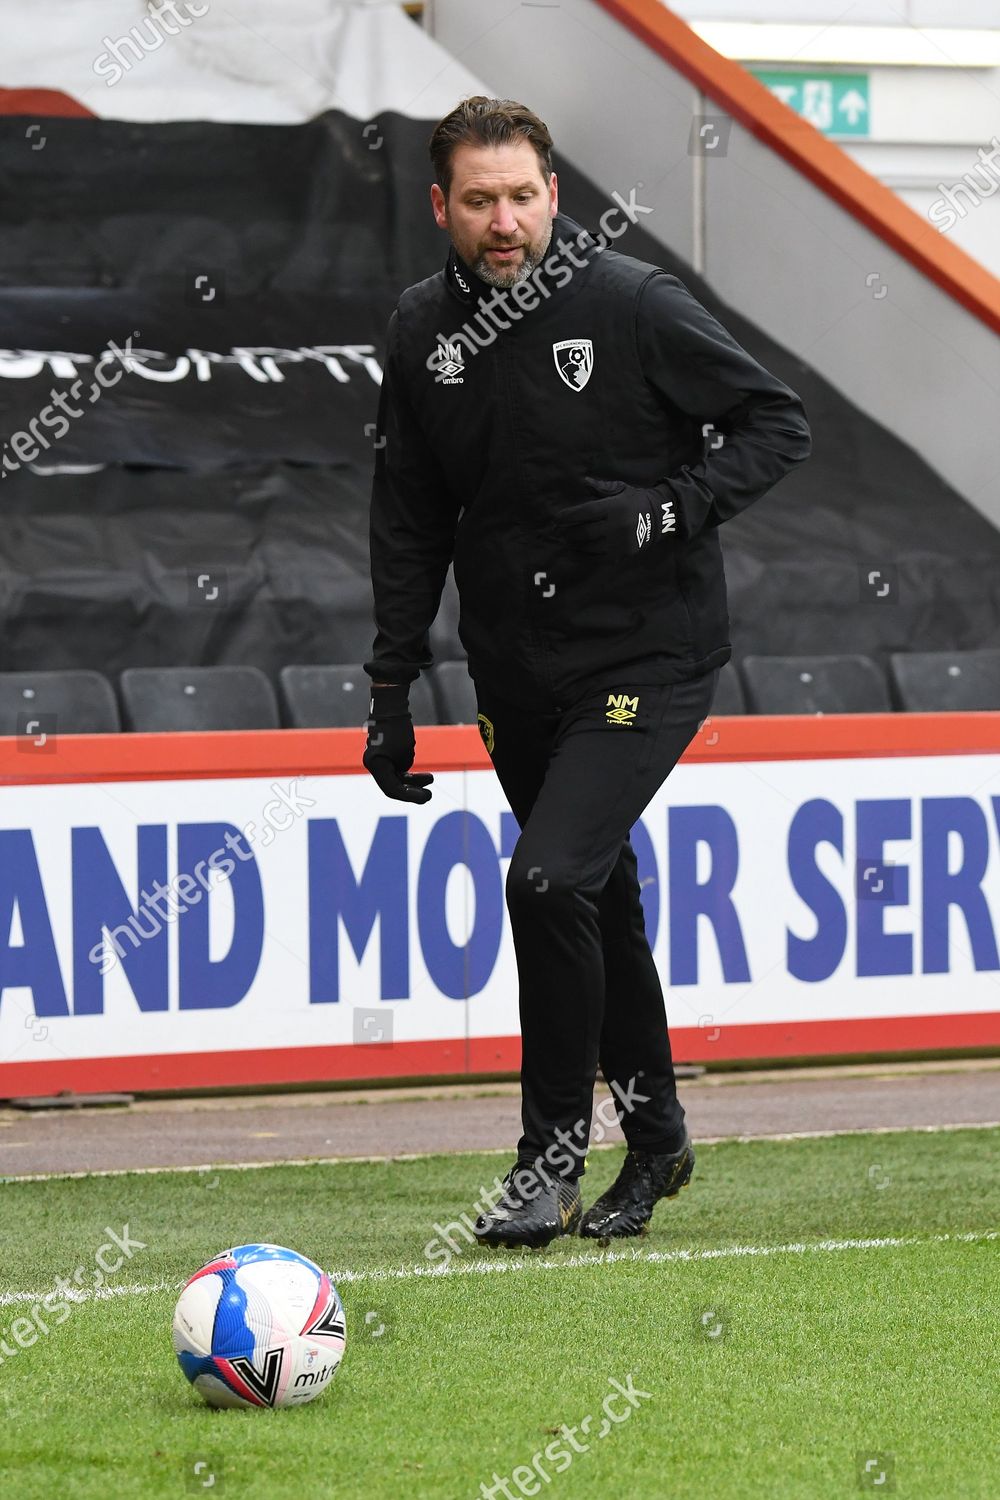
top-left (0, 1127), bottom-right (997, 1498)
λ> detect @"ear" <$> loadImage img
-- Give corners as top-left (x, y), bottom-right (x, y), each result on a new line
top-left (430, 183), bottom-right (447, 230)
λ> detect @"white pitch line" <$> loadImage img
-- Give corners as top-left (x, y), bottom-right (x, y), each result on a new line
top-left (324, 1228), bottom-right (999, 1284)
top-left (697, 1121), bottom-right (1000, 1144)
top-left (1, 1119), bottom-right (998, 1186)
top-left (1, 1230), bottom-right (995, 1310)
top-left (0, 1278), bottom-right (178, 1309)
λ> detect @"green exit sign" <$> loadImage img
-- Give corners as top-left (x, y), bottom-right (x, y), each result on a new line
top-left (750, 69), bottom-right (870, 137)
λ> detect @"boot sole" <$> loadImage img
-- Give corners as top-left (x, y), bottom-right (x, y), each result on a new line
top-left (474, 1199), bottom-right (582, 1251)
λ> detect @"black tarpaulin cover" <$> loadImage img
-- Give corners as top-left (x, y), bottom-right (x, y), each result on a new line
top-left (1, 109), bottom-right (997, 685)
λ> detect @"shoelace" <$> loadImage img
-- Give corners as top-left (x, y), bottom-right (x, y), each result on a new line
top-left (614, 1149), bottom-right (675, 1196)
top-left (495, 1159), bottom-right (551, 1211)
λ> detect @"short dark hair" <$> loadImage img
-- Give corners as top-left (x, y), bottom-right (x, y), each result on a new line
top-left (429, 95), bottom-right (554, 203)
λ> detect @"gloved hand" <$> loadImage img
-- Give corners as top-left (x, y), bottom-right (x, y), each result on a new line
top-left (362, 682), bottom-right (434, 804)
top-left (554, 475), bottom-right (685, 561)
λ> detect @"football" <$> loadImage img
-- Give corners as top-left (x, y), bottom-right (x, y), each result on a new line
top-left (171, 1243), bottom-right (347, 1409)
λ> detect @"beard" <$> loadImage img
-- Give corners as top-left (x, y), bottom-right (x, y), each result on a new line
top-left (469, 217), bottom-right (554, 289)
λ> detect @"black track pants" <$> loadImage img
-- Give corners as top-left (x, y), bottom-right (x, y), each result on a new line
top-left (474, 668), bottom-right (720, 1177)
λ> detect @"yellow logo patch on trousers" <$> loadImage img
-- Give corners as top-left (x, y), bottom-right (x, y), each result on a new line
top-left (606, 692), bottom-right (639, 725)
top-left (477, 712), bottom-right (495, 753)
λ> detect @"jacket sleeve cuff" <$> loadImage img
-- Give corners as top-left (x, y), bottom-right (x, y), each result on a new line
top-left (368, 682), bottom-right (410, 719)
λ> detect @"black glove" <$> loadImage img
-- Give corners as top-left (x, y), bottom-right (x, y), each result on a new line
top-left (554, 475), bottom-right (685, 561)
top-left (362, 682), bottom-right (434, 804)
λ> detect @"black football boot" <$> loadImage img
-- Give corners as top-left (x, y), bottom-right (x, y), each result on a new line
top-left (579, 1130), bottom-right (695, 1240)
top-left (472, 1158), bottom-right (582, 1249)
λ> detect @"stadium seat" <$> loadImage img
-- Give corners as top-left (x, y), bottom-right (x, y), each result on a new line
top-left (280, 665), bottom-right (436, 727)
top-left (0, 670), bottom-right (120, 735)
top-left (281, 665), bottom-right (368, 728)
top-left (432, 659), bottom-right (478, 724)
top-left (742, 654), bottom-right (891, 714)
top-left (710, 660), bottom-right (746, 715)
top-left (889, 649), bottom-right (1000, 711)
top-left (119, 667), bottom-right (280, 732)
top-left (403, 673), bottom-right (439, 725)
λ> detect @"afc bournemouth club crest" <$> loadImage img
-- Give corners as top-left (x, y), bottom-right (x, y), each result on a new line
top-left (477, 713), bottom-right (495, 754)
top-left (552, 338), bottom-right (593, 392)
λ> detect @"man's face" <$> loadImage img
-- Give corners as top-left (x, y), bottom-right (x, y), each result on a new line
top-left (431, 140), bottom-right (557, 289)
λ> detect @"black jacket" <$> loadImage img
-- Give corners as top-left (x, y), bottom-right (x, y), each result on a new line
top-left (365, 210), bottom-right (811, 711)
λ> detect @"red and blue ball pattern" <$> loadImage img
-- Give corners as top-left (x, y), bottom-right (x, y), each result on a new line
top-left (172, 1243), bottom-right (346, 1408)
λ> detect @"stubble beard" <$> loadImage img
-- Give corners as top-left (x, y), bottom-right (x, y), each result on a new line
top-left (470, 216), bottom-right (554, 290)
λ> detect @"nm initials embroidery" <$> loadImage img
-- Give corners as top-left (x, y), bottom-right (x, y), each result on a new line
top-left (606, 693), bottom-right (638, 725)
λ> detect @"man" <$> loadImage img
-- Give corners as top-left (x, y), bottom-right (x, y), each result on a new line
top-left (363, 96), bottom-right (811, 1249)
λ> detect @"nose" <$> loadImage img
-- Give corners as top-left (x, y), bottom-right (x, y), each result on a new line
top-left (491, 200), bottom-right (519, 237)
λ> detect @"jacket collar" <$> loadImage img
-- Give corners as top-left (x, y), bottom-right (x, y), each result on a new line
top-left (444, 211), bottom-right (599, 307)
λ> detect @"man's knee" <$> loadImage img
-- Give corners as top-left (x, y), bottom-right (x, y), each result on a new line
top-left (505, 847), bottom-right (575, 915)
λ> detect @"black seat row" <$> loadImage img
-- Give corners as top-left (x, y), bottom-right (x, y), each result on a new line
top-left (721, 650), bottom-right (1000, 715)
top-left (1, 651), bottom-right (999, 735)
top-left (0, 662), bottom-right (479, 735)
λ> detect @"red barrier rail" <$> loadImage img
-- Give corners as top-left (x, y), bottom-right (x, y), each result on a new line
top-left (3, 711), bottom-right (1000, 785)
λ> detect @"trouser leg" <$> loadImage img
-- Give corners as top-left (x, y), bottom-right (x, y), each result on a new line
top-left (475, 669), bottom-right (719, 1177)
top-left (596, 836), bottom-right (685, 1152)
